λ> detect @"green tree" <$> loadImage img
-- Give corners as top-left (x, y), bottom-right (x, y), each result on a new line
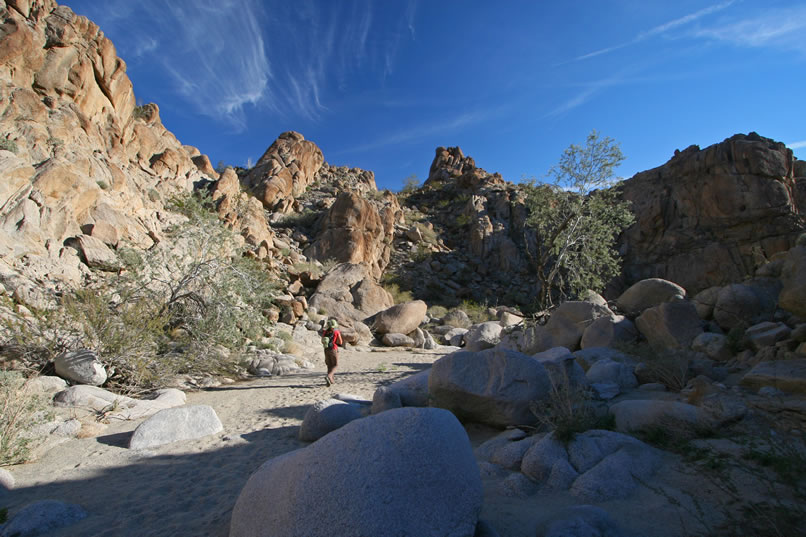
top-left (524, 130), bottom-right (634, 309)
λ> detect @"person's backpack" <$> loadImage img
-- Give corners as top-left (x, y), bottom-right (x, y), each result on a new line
top-left (322, 331), bottom-right (336, 350)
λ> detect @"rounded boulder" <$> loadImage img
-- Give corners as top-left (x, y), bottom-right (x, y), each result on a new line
top-left (230, 407), bottom-right (483, 537)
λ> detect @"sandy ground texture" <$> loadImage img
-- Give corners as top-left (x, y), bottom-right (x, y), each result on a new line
top-left (2, 346), bottom-right (784, 537)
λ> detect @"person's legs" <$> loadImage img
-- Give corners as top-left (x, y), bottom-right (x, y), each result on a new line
top-left (325, 348), bottom-right (338, 384)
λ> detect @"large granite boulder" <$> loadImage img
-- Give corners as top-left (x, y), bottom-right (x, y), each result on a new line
top-left (616, 278), bottom-right (687, 316)
top-left (53, 349), bottom-right (107, 386)
top-left (712, 280), bottom-right (780, 331)
top-left (542, 301), bottom-right (614, 351)
top-left (307, 263), bottom-right (393, 329)
top-left (428, 348), bottom-right (552, 427)
top-left (580, 315), bottom-right (638, 349)
top-left (372, 300), bottom-right (427, 335)
top-left (371, 369), bottom-right (430, 414)
top-left (635, 300), bottom-right (703, 350)
top-left (464, 321), bottom-right (503, 352)
top-left (230, 407), bottom-right (483, 537)
top-left (128, 405), bottom-right (223, 449)
top-left (299, 398), bottom-right (367, 442)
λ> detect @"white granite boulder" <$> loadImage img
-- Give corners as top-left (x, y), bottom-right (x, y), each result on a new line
top-left (371, 369), bottom-right (430, 414)
top-left (521, 430), bottom-right (660, 501)
top-left (444, 327), bottom-right (468, 347)
top-left (585, 359), bottom-right (637, 392)
top-left (465, 322), bottom-right (503, 352)
top-left (382, 332), bottom-right (415, 347)
top-left (230, 407), bottom-right (483, 537)
top-left (691, 332), bottom-right (732, 361)
top-left (373, 300), bottom-right (427, 335)
top-left (543, 301), bottom-right (614, 351)
top-left (299, 398), bottom-right (366, 441)
top-left (53, 385), bottom-right (187, 420)
top-left (428, 348), bottom-right (552, 427)
top-left (533, 347), bottom-right (588, 388)
top-left (53, 386), bottom-right (186, 420)
top-left (54, 349), bottom-right (107, 386)
top-left (129, 405), bottom-right (223, 449)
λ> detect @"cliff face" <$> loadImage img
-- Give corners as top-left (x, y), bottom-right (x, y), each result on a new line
top-left (619, 133), bottom-right (804, 293)
top-left (0, 0), bottom-right (221, 294)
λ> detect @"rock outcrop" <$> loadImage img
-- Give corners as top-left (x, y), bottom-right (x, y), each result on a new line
top-left (242, 131), bottom-right (324, 213)
top-left (304, 191), bottom-right (397, 279)
top-left (0, 0), bottom-right (220, 300)
top-left (619, 133), bottom-right (804, 293)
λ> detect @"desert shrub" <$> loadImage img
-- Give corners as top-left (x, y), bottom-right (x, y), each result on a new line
top-left (614, 340), bottom-right (691, 391)
top-left (427, 305), bottom-right (448, 319)
top-left (530, 375), bottom-right (613, 443)
top-left (276, 209), bottom-right (318, 229)
top-left (3, 192), bottom-right (279, 392)
top-left (411, 244), bottom-right (432, 263)
top-left (96, 180), bottom-right (109, 190)
top-left (0, 139), bottom-right (18, 153)
top-left (414, 223), bottom-right (438, 244)
top-left (454, 213), bottom-right (472, 228)
top-left (320, 258), bottom-right (340, 273)
top-left (0, 372), bottom-right (50, 466)
top-left (132, 105), bottom-right (150, 120)
top-left (384, 282), bottom-right (413, 304)
top-left (147, 188), bottom-right (160, 202)
top-left (458, 300), bottom-right (494, 324)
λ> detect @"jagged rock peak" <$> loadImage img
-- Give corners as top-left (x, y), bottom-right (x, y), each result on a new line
top-left (243, 131), bottom-right (324, 213)
top-left (426, 146), bottom-right (505, 191)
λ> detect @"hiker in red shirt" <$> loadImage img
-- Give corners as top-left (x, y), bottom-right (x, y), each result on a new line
top-left (321, 319), bottom-right (343, 386)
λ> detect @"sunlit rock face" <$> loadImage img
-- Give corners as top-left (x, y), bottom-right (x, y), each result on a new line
top-left (0, 0), bottom-right (220, 292)
top-left (619, 133), bottom-right (804, 293)
top-left (242, 131), bottom-right (324, 213)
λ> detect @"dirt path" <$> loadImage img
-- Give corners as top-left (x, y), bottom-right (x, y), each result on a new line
top-left (5, 347), bottom-right (447, 536)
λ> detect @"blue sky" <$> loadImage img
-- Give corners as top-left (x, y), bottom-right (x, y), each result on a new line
top-left (65, 0), bottom-right (806, 191)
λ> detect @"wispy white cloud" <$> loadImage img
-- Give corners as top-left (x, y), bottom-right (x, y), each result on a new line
top-left (77, 0), bottom-right (416, 129)
top-left (575, 0), bottom-right (736, 61)
top-left (544, 74), bottom-right (628, 117)
top-left (789, 140), bottom-right (806, 149)
top-left (335, 106), bottom-right (500, 155)
top-left (691, 6), bottom-right (806, 54)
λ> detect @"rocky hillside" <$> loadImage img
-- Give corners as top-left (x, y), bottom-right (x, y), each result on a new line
top-left (0, 0), bottom-right (803, 334)
top-left (0, 0), bottom-right (226, 302)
